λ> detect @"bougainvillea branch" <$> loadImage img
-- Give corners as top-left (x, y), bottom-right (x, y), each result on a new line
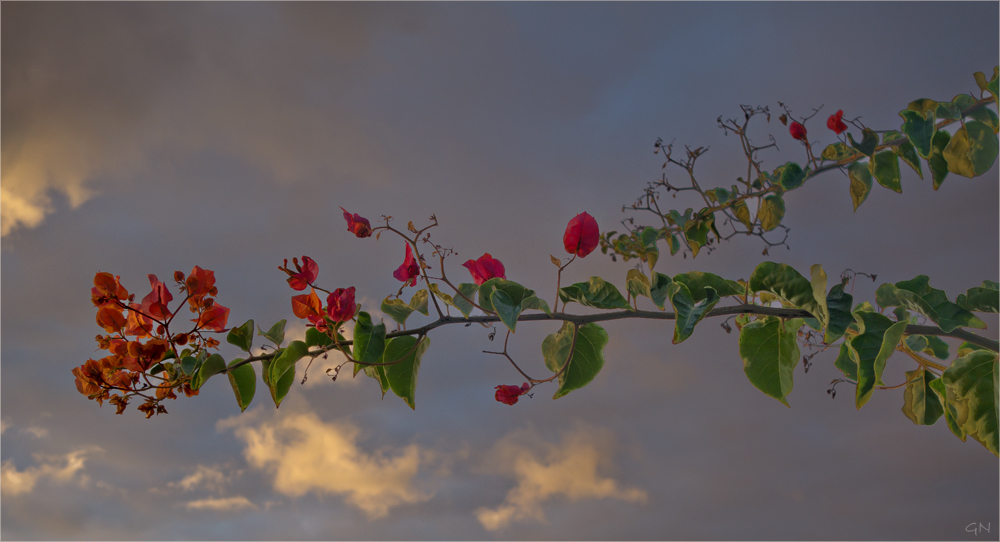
top-left (75, 68), bottom-right (1000, 457)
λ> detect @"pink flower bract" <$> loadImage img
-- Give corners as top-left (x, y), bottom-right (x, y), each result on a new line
top-left (393, 244), bottom-right (420, 287)
top-left (495, 382), bottom-right (530, 405)
top-left (827, 110), bottom-right (848, 135)
top-left (341, 207), bottom-right (373, 238)
top-left (462, 253), bottom-right (506, 285)
top-left (283, 256), bottom-right (318, 291)
top-left (326, 287), bottom-right (357, 322)
top-left (789, 121), bottom-right (807, 141)
top-left (563, 212), bottom-right (599, 258)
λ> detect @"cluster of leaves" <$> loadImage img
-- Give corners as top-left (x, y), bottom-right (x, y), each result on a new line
top-left (75, 69), bottom-right (999, 457)
top-left (602, 67), bottom-right (999, 264)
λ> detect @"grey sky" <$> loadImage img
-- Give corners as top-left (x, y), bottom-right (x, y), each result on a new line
top-left (2, 2), bottom-right (998, 540)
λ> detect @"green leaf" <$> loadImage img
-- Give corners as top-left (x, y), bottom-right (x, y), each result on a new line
top-left (974, 67), bottom-right (999, 105)
top-left (808, 264), bottom-right (831, 332)
top-left (907, 98), bottom-right (938, 116)
top-left (738, 318), bottom-right (803, 407)
top-left (192, 354), bottom-right (226, 391)
top-left (778, 162), bottom-right (807, 190)
top-left (834, 343), bottom-right (857, 380)
top-left (943, 120), bottom-right (999, 178)
top-left (757, 193), bottom-right (784, 232)
top-left (352, 311), bottom-right (387, 376)
top-left (521, 294), bottom-right (551, 315)
top-left (899, 109), bottom-right (935, 158)
top-left (639, 226), bottom-right (660, 271)
top-left (381, 297), bottom-right (415, 326)
top-left (934, 101), bottom-right (961, 121)
top-left (894, 139), bottom-right (923, 179)
top-left (927, 129), bottom-right (951, 190)
top-left (305, 327), bottom-right (333, 348)
top-left (749, 262), bottom-right (828, 329)
top-left (731, 200), bottom-right (753, 230)
top-left (673, 271), bottom-right (744, 300)
top-left (649, 271), bottom-right (673, 310)
top-left (451, 283), bottom-right (479, 318)
top-left (929, 377), bottom-right (967, 441)
top-left (847, 161), bottom-right (873, 211)
top-left (226, 359), bottom-right (256, 412)
top-left (226, 319), bottom-right (254, 352)
top-left (957, 280), bottom-right (1000, 313)
top-left (429, 283), bottom-right (455, 306)
top-left (869, 150), bottom-right (902, 193)
top-left (258, 319), bottom-right (286, 347)
top-left (849, 312), bottom-right (907, 409)
top-left (559, 277), bottom-right (631, 310)
top-left (883, 130), bottom-right (906, 144)
top-left (902, 369), bottom-right (944, 426)
top-left (180, 356), bottom-right (198, 376)
top-left (824, 281), bottom-right (854, 344)
top-left (951, 93), bottom-right (977, 111)
top-left (875, 276), bottom-right (987, 333)
top-left (906, 334), bottom-right (950, 360)
top-left (269, 340), bottom-right (309, 385)
top-left (491, 289), bottom-right (522, 333)
top-left (940, 350), bottom-right (999, 456)
top-left (848, 128), bottom-right (879, 157)
top-left (542, 322), bottom-right (609, 399)
top-left (683, 214), bottom-right (715, 258)
top-left (261, 357), bottom-right (294, 408)
top-left (821, 142), bottom-right (856, 161)
top-left (626, 269), bottom-right (651, 301)
top-left (384, 335), bottom-right (431, 410)
top-left (966, 105), bottom-right (999, 133)
top-left (667, 282), bottom-right (720, 344)
top-left (409, 289), bottom-right (430, 316)
top-left (922, 336), bottom-right (951, 360)
top-left (665, 233), bottom-right (681, 255)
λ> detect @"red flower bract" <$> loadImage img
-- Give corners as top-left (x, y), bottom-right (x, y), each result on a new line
top-left (495, 382), bottom-right (530, 406)
top-left (292, 289), bottom-right (323, 319)
top-left (393, 244), bottom-right (420, 287)
top-left (326, 287), bottom-right (357, 322)
top-left (281, 256), bottom-right (318, 291)
top-left (462, 253), bottom-right (506, 285)
top-left (789, 121), bottom-right (807, 141)
top-left (140, 275), bottom-right (173, 321)
top-left (563, 212), bottom-right (599, 258)
top-left (340, 207), bottom-right (373, 238)
top-left (827, 109), bottom-right (848, 135)
top-left (194, 304), bottom-right (230, 332)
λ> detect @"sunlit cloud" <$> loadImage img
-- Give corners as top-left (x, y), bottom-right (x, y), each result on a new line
top-left (475, 428), bottom-right (647, 531)
top-left (182, 496), bottom-right (257, 512)
top-left (0, 448), bottom-right (94, 496)
top-left (167, 465), bottom-right (233, 492)
top-left (20, 426), bottom-right (49, 439)
top-left (220, 408), bottom-right (431, 518)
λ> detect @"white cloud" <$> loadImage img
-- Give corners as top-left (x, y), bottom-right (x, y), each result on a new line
top-left (475, 428), bottom-right (647, 531)
top-left (167, 465), bottom-right (232, 492)
top-left (182, 496), bottom-right (257, 512)
top-left (0, 448), bottom-right (94, 496)
top-left (21, 426), bottom-right (49, 439)
top-left (1, 419), bottom-right (9, 435)
top-left (220, 408), bottom-right (430, 518)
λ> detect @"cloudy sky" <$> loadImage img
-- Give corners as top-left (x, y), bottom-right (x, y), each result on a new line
top-left (2, 2), bottom-right (998, 540)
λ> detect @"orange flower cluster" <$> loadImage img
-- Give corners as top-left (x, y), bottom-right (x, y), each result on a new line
top-left (74, 267), bottom-right (231, 418)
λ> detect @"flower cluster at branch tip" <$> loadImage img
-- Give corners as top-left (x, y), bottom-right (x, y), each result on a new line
top-left (287, 257), bottom-right (358, 332)
top-left (495, 382), bottom-right (530, 405)
top-left (563, 212), bottom-right (599, 258)
top-left (75, 267), bottom-right (231, 418)
top-left (789, 121), bottom-right (807, 141)
top-left (393, 243), bottom-right (420, 287)
top-left (341, 207), bottom-right (373, 238)
top-left (463, 253), bottom-right (506, 285)
top-left (279, 256), bottom-right (318, 291)
top-left (827, 109), bottom-right (848, 135)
